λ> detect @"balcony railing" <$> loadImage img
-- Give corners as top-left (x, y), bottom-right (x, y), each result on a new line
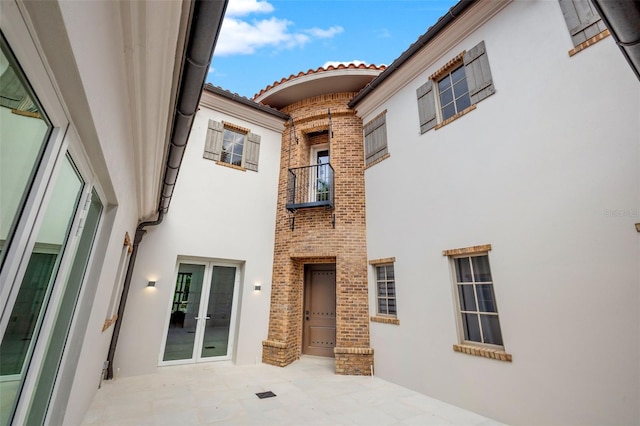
top-left (286, 163), bottom-right (334, 212)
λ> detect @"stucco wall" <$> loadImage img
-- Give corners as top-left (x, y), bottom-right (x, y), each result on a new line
top-left (361, 1), bottom-right (639, 424)
top-left (115, 102), bottom-right (283, 377)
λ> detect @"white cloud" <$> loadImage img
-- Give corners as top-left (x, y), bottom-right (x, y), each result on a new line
top-left (208, 66), bottom-right (216, 73)
top-left (226, 0), bottom-right (274, 17)
top-left (217, 17), bottom-right (311, 56)
top-left (216, 1), bottom-right (343, 56)
top-left (305, 26), bottom-right (344, 38)
top-left (322, 60), bottom-right (369, 68)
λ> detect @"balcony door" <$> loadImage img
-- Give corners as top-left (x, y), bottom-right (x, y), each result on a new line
top-left (161, 261), bottom-right (239, 364)
top-left (311, 145), bottom-right (330, 202)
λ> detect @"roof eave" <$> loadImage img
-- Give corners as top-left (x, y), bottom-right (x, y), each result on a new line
top-left (348, 0), bottom-right (476, 108)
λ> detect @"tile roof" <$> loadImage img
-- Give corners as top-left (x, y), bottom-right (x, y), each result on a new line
top-left (203, 83), bottom-right (289, 119)
top-left (252, 63), bottom-right (386, 100)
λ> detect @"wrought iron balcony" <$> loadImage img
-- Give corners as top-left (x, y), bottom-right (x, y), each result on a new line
top-left (286, 163), bottom-right (334, 212)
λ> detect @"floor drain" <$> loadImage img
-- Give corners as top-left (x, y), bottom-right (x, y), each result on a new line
top-left (255, 391), bottom-right (276, 399)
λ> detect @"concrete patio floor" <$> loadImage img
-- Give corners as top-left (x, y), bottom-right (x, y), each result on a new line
top-left (81, 356), bottom-right (503, 425)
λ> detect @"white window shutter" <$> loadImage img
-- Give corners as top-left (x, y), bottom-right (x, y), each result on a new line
top-left (463, 40), bottom-right (495, 105)
top-left (558, 0), bottom-right (606, 46)
top-left (416, 81), bottom-right (436, 134)
top-left (204, 119), bottom-right (223, 161)
top-left (244, 133), bottom-right (261, 172)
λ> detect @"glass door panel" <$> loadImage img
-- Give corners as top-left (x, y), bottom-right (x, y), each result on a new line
top-left (0, 34), bottom-right (52, 268)
top-left (27, 189), bottom-right (103, 425)
top-left (162, 263), bottom-right (205, 362)
top-left (0, 154), bottom-right (83, 426)
top-left (200, 266), bottom-right (236, 359)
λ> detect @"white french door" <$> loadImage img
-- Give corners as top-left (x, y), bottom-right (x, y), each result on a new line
top-left (160, 261), bottom-right (240, 365)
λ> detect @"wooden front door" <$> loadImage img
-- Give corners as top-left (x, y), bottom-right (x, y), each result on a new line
top-left (303, 264), bottom-right (336, 357)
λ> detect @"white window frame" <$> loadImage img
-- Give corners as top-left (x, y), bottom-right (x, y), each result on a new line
top-left (375, 263), bottom-right (397, 317)
top-left (449, 252), bottom-right (504, 350)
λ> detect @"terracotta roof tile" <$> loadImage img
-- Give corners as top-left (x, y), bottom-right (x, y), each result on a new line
top-left (252, 63), bottom-right (386, 100)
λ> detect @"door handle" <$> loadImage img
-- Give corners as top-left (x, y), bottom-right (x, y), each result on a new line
top-left (205, 316), bottom-right (211, 320)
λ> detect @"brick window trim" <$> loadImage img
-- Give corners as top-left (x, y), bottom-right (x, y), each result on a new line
top-left (429, 51), bottom-right (466, 81)
top-left (442, 244), bottom-right (491, 257)
top-left (568, 29), bottom-right (610, 57)
top-left (102, 314), bottom-right (118, 332)
top-left (222, 121), bottom-right (250, 134)
top-left (370, 316), bottom-right (400, 325)
top-left (364, 152), bottom-right (391, 170)
top-left (369, 256), bottom-right (396, 265)
top-left (215, 160), bottom-right (246, 172)
top-left (453, 344), bottom-right (512, 362)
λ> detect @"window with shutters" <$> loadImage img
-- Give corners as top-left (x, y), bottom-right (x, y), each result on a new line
top-left (559, 0), bottom-right (607, 48)
top-left (203, 120), bottom-right (261, 172)
top-left (417, 41), bottom-right (494, 134)
top-left (364, 110), bottom-right (389, 167)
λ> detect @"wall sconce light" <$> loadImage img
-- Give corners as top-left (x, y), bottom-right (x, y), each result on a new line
top-left (254, 283), bottom-right (261, 291)
top-left (636, 223), bottom-right (640, 233)
top-left (147, 281), bottom-right (156, 287)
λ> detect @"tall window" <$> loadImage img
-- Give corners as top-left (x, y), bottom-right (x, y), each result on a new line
top-left (376, 264), bottom-right (396, 316)
top-left (452, 254), bottom-right (503, 346)
top-left (437, 65), bottom-right (471, 121)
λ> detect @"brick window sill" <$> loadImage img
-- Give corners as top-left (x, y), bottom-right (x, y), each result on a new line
top-left (365, 152), bottom-right (390, 170)
top-left (370, 316), bottom-right (400, 325)
top-left (215, 161), bottom-right (246, 172)
top-left (568, 29), bottom-right (610, 57)
top-left (434, 104), bottom-right (477, 131)
top-left (453, 344), bottom-right (512, 362)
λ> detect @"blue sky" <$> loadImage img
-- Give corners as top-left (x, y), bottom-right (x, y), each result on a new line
top-left (207, 0), bottom-right (459, 99)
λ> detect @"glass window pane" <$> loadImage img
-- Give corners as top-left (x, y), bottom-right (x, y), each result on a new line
top-left (439, 88), bottom-right (453, 106)
top-left (378, 299), bottom-right (388, 315)
top-left (222, 139), bottom-right (232, 152)
top-left (454, 257), bottom-right (473, 282)
top-left (376, 267), bottom-right (385, 281)
top-left (233, 142), bottom-right (243, 156)
top-left (0, 154), bottom-right (83, 425)
top-left (201, 266), bottom-right (236, 358)
top-left (442, 103), bottom-right (456, 120)
top-left (386, 283), bottom-right (395, 297)
top-left (453, 79), bottom-right (469, 99)
top-left (476, 284), bottom-right (497, 312)
top-left (27, 189), bottom-right (103, 424)
top-left (387, 299), bottom-right (397, 315)
top-left (385, 265), bottom-right (394, 279)
top-left (163, 264), bottom-right (205, 361)
top-left (438, 75), bottom-right (451, 92)
top-left (231, 155), bottom-right (242, 167)
top-left (451, 66), bottom-right (466, 83)
top-left (472, 255), bottom-right (492, 282)
top-left (455, 94), bottom-right (471, 113)
top-left (480, 314), bottom-right (503, 345)
top-left (457, 284), bottom-right (477, 311)
top-left (220, 152), bottom-right (230, 163)
top-left (377, 284), bottom-right (386, 297)
top-left (461, 313), bottom-right (481, 342)
top-left (0, 36), bottom-right (52, 267)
